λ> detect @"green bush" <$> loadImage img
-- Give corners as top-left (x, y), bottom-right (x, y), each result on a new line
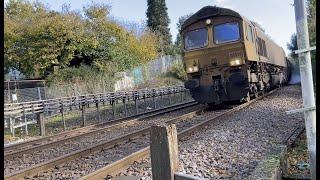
top-left (167, 60), bottom-right (187, 81)
top-left (46, 65), bottom-right (116, 97)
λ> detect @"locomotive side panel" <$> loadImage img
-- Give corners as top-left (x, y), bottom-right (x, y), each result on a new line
top-left (242, 18), bottom-right (259, 62)
top-left (267, 41), bottom-right (287, 67)
top-left (254, 27), bottom-right (287, 67)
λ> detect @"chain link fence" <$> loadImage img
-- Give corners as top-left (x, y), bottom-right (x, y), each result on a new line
top-left (126, 55), bottom-right (182, 84)
top-left (4, 55), bottom-right (183, 103)
top-left (4, 80), bottom-right (46, 104)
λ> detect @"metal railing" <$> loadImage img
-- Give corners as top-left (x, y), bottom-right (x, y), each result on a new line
top-left (4, 85), bottom-right (192, 137)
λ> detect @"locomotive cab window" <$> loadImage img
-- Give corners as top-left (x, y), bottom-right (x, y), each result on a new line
top-left (184, 28), bottom-right (208, 51)
top-left (257, 37), bottom-right (268, 57)
top-left (246, 25), bottom-right (254, 42)
top-left (213, 22), bottom-right (240, 44)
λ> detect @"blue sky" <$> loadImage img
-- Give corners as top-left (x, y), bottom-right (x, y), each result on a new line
top-left (4, 0), bottom-right (297, 54)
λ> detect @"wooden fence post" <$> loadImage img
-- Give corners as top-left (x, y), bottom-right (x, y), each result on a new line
top-left (150, 124), bottom-right (178, 180)
top-left (82, 105), bottom-right (86, 127)
top-left (37, 113), bottom-right (45, 136)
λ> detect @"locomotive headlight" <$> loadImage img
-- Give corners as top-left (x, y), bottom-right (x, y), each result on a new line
top-left (193, 66), bottom-right (199, 72)
top-left (186, 66), bottom-right (199, 73)
top-left (206, 19), bottom-right (211, 25)
top-left (229, 59), bottom-right (243, 66)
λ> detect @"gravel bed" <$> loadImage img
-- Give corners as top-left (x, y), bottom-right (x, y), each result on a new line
top-left (28, 135), bottom-right (151, 179)
top-left (115, 85), bottom-right (304, 179)
top-left (22, 101), bottom-right (233, 179)
top-left (4, 102), bottom-right (201, 175)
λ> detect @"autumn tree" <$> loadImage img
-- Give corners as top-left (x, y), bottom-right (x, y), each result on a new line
top-left (82, 3), bottom-right (158, 73)
top-left (4, 0), bottom-right (158, 79)
top-left (4, 0), bottom-right (87, 77)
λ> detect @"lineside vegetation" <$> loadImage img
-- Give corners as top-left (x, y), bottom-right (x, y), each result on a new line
top-left (4, 0), bottom-right (159, 80)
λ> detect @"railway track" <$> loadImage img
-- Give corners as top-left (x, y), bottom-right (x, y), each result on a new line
top-left (5, 101), bottom-right (205, 179)
top-left (79, 89), bottom-right (280, 180)
top-left (5, 88), bottom-right (280, 180)
top-left (4, 100), bottom-right (198, 160)
top-left (109, 85), bottom-right (304, 179)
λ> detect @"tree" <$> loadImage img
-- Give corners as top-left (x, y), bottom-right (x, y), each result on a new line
top-left (4, 1), bottom-right (158, 78)
top-left (146, 0), bottom-right (172, 55)
top-left (4, 0), bottom-right (87, 78)
top-left (287, 0), bottom-right (316, 81)
top-left (82, 3), bottom-right (158, 73)
top-left (174, 14), bottom-right (193, 53)
top-left (307, 0), bottom-right (316, 46)
top-left (307, 0), bottom-right (316, 82)
top-left (287, 34), bottom-right (298, 59)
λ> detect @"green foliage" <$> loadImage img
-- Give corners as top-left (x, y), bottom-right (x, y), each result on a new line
top-left (167, 60), bottom-right (187, 81)
top-left (307, 0), bottom-right (316, 46)
top-left (4, 0), bottom-right (87, 78)
top-left (46, 65), bottom-right (115, 95)
top-left (287, 0), bottom-right (316, 82)
top-left (307, 0), bottom-right (316, 82)
top-left (175, 14), bottom-right (193, 48)
top-left (159, 14), bottom-right (193, 56)
top-left (146, 0), bottom-right (172, 55)
top-left (82, 3), bottom-right (158, 73)
top-left (287, 34), bottom-right (298, 59)
top-left (4, 0), bottom-right (159, 79)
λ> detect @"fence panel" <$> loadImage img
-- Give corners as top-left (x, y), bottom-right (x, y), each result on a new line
top-left (4, 86), bottom-right (193, 137)
top-left (126, 55), bottom-right (182, 85)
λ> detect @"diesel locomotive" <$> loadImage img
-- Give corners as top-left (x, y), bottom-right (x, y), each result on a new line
top-left (181, 6), bottom-right (291, 105)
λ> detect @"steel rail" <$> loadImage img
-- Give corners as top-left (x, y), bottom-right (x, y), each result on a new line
top-left (5, 88), bottom-right (284, 180)
top-left (4, 100), bottom-right (197, 159)
top-left (282, 126), bottom-right (305, 148)
top-left (4, 103), bottom-right (202, 180)
top-left (79, 88), bottom-right (280, 180)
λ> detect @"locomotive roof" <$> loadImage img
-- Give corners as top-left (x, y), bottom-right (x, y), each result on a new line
top-left (181, 6), bottom-right (242, 31)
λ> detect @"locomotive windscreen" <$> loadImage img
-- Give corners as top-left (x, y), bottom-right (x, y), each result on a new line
top-left (184, 28), bottom-right (208, 50)
top-left (213, 22), bottom-right (240, 44)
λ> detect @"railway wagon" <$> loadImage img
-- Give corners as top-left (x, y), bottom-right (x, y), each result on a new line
top-left (181, 6), bottom-right (291, 105)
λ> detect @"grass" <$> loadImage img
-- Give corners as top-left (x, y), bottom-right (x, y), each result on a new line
top-left (285, 131), bottom-right (310, 178)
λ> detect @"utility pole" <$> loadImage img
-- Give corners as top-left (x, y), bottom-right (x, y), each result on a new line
top-left (290, 0), bottom-right (316, 179)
